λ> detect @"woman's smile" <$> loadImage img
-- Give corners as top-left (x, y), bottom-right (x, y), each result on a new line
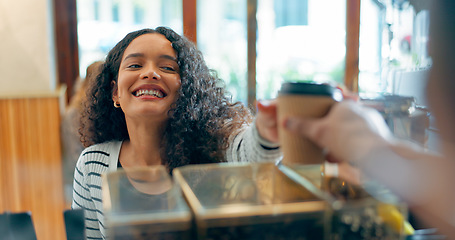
top-left (132, 84), bottom-right (166, 99)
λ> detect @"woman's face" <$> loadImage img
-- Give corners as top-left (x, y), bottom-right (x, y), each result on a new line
top-left (113, 33), bottom-right (181, 122)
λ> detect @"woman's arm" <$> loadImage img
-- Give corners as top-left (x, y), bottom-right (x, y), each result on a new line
top-left (225, 120), bottom-right (281, 163)
top-left (72, 152), bottom-right (105, 239)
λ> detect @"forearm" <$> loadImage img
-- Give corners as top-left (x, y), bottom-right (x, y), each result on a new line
top-left (226, 121), bottom-right (281, 163)
top-left (359, 141), bottom-right (455, 215)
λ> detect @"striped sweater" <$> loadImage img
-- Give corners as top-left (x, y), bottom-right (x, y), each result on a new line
top-left (71, 122), bottom-right (281, 239)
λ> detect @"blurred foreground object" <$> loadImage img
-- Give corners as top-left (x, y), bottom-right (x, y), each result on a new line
top-left (0, 211), bottom-right (37, 240)
top-left (280, 162), bottom-right (412, 239)
top-left (277, 82), bottom-right (342, 165)
top-left (64, 209), bottom-right (86, 240)
top-left (174, 162), bottom-right (326, 239)
top-left (101, 161), bottom-right (435, 239)
top-left (102, 166), bottom-right (192, 239)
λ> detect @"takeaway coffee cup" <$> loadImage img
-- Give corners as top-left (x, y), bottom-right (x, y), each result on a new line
top-left (277, 82), bottom-right (342, 165)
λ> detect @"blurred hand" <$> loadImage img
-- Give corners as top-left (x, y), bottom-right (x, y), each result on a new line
top-left (255, 99), bottom-right (279, 143)
top-left (283, 100), bottom-right (393, 164)
top-left (336, 85), bottom-right (360, 101)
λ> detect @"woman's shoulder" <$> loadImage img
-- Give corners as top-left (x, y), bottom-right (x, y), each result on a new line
top-left (81, 141), bottom-right (120, 154)
top-left (77, 141), bottom-right (122, 171)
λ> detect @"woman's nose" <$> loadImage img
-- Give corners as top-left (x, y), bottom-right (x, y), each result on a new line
top-left (140, 67), bottom-right (161, 80)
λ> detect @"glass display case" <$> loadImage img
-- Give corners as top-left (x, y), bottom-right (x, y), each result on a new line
top-left (280, 162), bottom-right (411, 240)
top-left (102, 162), bottom-right (411, 239)
top-left (173, 162), bottom-right (328, 239)
top-left (102, 166), bottom-right (193, 240)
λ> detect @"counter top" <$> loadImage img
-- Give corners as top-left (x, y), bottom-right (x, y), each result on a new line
top-left (0, 85), bottom-right (66, 100)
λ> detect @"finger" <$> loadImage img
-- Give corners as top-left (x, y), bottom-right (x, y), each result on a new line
top-left (325, 152), bottom-right (342, 163)
top-left (336, 86), bottom-right (359, 101)
top-left (256, 99), bottom-right (277, 115)
top-left (256, 100), bottom-right (278, 128)
top-left (283, 117), bottom-right (314, 136)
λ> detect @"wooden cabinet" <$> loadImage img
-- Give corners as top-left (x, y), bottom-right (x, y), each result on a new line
top-left (0, 92), bottom-right (66, 240)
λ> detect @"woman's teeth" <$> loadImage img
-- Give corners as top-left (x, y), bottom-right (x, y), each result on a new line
top-left (134, 89), bottom-right (164, 98)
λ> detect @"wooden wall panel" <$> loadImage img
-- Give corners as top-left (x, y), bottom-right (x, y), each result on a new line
top-left (183, 0), bottom-right (198, 44)
top-left (345, 0), bottom-right (361, 92)
top-left (0, 96), bottom-right (66, 240)
top-left (247, 0), bottom-right (258, 110)
top-left (54, 0), bottom-right (79, 104)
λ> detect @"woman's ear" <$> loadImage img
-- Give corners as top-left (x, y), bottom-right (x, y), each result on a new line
top-left (111, 80), bottom-right (118, 102)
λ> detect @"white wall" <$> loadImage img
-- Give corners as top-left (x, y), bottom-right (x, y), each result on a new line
top-left (0, 0), bottom-right (56, 96)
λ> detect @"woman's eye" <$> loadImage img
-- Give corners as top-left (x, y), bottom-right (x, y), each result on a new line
top-left (161, 66), bottom-right (176, 72)
top-left (127, 64), bottom-right (141, 69)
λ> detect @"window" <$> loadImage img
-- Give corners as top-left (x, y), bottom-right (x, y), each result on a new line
top-left (358, 0), bottom-right (384, 93)
top-left (133, 1), bottom-right (145, 24)
top-left (256, 0), bottom-right (346, 100)
top-left (112, 1), bottom-right (120, 22)
top-left (76, 0), bottom-right (350, 102)
top-left (196, 0), bottom-right (346, 103)
top-left (358, 0), bottom-right (432, 94)
top-left (94, 0), bottom-right (100, 20)
top-left (77, 0), bottom-right (183, 78)
top-left (197, 0), bottom-right (248, 103)
top-left (274, 0), bottom-right (308, 27)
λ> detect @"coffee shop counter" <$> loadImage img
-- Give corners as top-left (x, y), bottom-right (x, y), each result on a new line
top-left (101, 162), bottom-right (416, 240)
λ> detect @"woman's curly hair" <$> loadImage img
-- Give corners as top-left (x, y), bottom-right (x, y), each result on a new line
top-left (80, 27), bottom-right (253, 171)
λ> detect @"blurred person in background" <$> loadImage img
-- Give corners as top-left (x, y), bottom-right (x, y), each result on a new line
top-left (283, 0), bottom-right (455, 237)
top-left (61, 61), bottom-right (103, 205)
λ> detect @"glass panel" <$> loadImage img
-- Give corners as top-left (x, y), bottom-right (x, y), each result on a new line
top-left (358, 0), bottom-right (431, 94)
top-left (77, 0), bottom-right (183, 78)
top-left (358, 0), bottom-right (384, 93)
top-left (173, 162), bottom-right (326, 239)
top-left (256, 0), bottom-right (346, 100)
top-left (103, 166), bottom-right (192, 239)
top-left (358, 1), bottom-right (433, 151)
top-left (197, 0), bottom-right (248, 104)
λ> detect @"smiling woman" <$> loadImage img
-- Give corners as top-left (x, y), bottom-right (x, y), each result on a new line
top-left (72, 26), bottom-right (282, 239)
